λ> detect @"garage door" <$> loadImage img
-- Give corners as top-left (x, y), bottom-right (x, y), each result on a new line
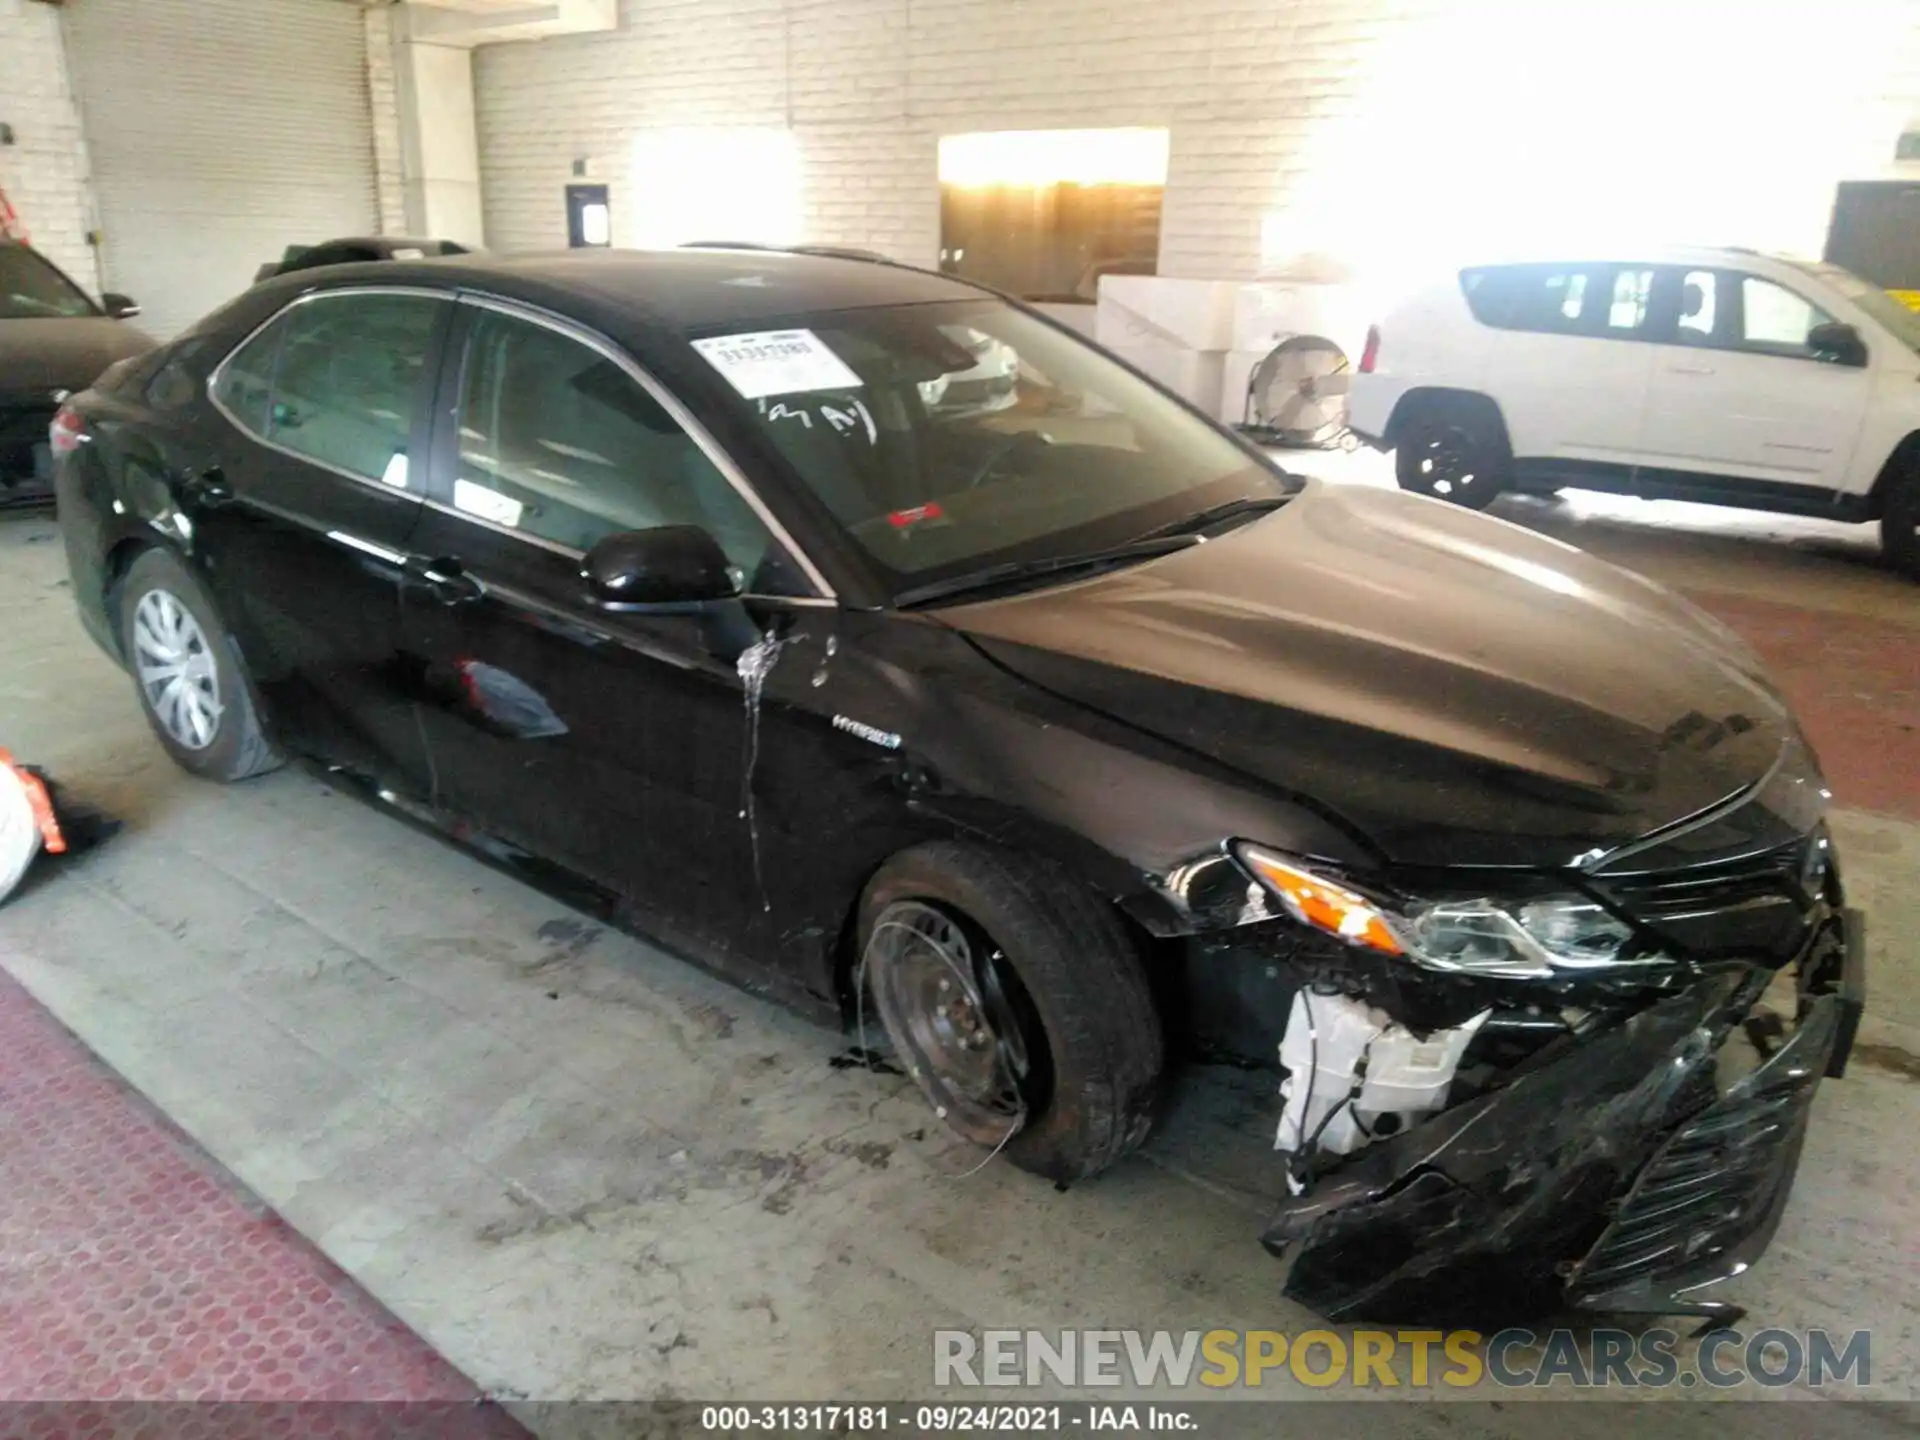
top-left (62, 0), bottom-right (378, 340)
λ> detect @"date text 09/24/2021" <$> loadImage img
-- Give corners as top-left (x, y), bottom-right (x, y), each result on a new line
top-left (700, 1406), bottom-right (1193, 1432)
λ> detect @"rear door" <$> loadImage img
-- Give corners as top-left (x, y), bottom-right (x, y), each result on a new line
top-left (1474, 261), bottom-right (1657, 467)
top-left (194, 287), bottom-right (449, 793)
top-left (398, 297), bottom-right (816, 961)
top-left (1636, 267), bottom-right (1872, 493)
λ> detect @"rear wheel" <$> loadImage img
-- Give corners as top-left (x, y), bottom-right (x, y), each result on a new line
top-left (1394, 401), bottom-right (1508, 509)
top-left (856, 842), bottom-right (1164, 1183)
top-left (118, 549), bottom-right (281, 782)
top-left (1883, 465), bottom-right (1920, 581)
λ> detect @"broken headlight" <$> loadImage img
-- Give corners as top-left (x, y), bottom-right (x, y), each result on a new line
top-left (1237, 844), bottom-right (1657, 980)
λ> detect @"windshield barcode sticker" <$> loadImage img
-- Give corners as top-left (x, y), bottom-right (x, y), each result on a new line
top-left (692, 329), bottom-right (862, 400)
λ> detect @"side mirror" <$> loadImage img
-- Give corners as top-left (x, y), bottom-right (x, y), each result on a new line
top-left (1807, 320), bottom-right (1867, 367)
top-left (102, 293), bottom-right (141, 320)
top-left (582, 525), bottom-right (740, 609)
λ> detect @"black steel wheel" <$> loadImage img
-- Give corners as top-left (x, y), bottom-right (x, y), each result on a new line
top-left (856, 842), bottom-right (1164, 1182)
top-left (1395, 404), bottom-right (1507, 509)
top-left (864, 900), bottom-right (1036, 1144)
top-left (1884, 463), bottom-right (1920, 582)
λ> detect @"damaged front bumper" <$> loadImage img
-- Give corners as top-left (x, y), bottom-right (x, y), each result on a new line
top-left (1259, 911), bottom-right (1866, 1323)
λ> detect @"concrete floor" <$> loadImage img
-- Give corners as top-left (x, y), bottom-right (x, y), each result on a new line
top-left (1, 462), bottom-right (1917, 1426)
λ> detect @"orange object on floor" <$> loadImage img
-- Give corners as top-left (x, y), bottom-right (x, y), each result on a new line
top-left (0, 749), bottom-right (66, 855)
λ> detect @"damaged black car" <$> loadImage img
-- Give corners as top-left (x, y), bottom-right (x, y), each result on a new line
top-left (52, 246), bottom-right (1864, 1323)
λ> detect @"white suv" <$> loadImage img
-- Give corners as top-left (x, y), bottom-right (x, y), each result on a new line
top-left (1347, 247), bottom-right (1920, 579)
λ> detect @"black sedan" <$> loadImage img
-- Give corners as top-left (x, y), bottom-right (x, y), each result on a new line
top-left (1, 239), bottom-right (150, 505)
top-left (53, 247), bottom-right (1862, 1322)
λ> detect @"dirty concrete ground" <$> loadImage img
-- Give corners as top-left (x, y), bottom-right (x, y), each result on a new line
top-left (1, 463), bottom-right (1917, 1429)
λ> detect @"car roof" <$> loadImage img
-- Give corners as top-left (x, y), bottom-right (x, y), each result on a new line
top-left (1461, 244), bottom-right (1815, 271)
top-left (269, 246), bottom-right (984, 334)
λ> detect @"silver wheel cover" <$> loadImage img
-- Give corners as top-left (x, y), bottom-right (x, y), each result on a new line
top-left (131, 589), bottom-right (223, 751)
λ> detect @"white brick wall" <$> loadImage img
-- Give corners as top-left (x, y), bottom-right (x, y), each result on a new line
top-left (474, 0), bottom-right (1920, 283)
top-left (365, 4), bottom-right (410, 236)
top-left (471, 0), bottom-right (1423, 275)
top-left (0, 0), bottom-right (98, 291)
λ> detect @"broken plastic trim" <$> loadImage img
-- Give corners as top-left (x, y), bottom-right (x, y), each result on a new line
top-left (1566, 994), bottom-right (1841, 1322)
top-left (1263, 950), bottom-right (1854, 1323)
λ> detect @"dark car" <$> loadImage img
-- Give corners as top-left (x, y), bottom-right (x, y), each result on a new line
top-left (1, 239), bottom-right (151, 505)
top-left (53, 248), bottom-right (1863, 1322)
top-left (252, 236), bottom-right (473, 284)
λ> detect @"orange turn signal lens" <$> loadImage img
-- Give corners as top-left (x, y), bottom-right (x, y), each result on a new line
top-left (1239, 847), bottom-right (1403, 956)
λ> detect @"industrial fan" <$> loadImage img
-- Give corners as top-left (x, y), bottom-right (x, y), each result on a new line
top-left (1237, 333), bottom-right (1358, 450)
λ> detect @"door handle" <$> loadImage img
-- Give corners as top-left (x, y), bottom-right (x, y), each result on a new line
top-left (405, 555), bottom-right (485, 606)
top-left (180, 467), bottom-right (234, 509)
top-left (1668, 363), bottom-right (1717, 376)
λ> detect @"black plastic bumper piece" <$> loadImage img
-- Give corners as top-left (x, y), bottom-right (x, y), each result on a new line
top-left (1565, 993), bottom-right (1841, 1319)
top-left (1826, 906), bottom-right (1867, 1078)
top-left (1264, 918), bottom-right (1864, 1323)
top-left (1264, 988), bottom-right (1726, 1322)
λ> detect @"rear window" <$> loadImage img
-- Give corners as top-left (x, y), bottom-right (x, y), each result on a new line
top-left (0, 243), bottom-right (96, 320)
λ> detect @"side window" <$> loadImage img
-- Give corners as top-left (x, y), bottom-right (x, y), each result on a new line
top-left (1485, 265), bottom-right (1596, 334)
top-left (1605, 267), bottom-right (1653, 334)
top-left (451, 309), bottom-right (782, 581)
top-left (261, 293), bottom-right (441, 487)
top-left (211, 318), bottom-right (286, 435)
top-left (145, 337), bottom-right (212, 411)
top-left (1738, 277), bottom-right (1836, 359)
top-left (1523, 267), bottom-right (1590, 332)
top-left (1676, 269), bottom-right (1720, 344)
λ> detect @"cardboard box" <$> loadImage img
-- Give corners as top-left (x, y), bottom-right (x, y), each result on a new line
top-left (1096, 276), bottom-right (1242, 351)
top-left (1232, 281), bottom-right (1372, 358)
top-left (1032, 302), bottom-right (1098, 340)
top-left (1105, 340), bottom-right (1227, 419)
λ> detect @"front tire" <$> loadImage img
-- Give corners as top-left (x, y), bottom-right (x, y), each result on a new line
top-left (857, 842), bottom-right (1164, 1183)
top-left (1394, 401), bottom-right (1508, 509)
top-left (1883, 465), bottom-right (1920, 581)
top-left (118, 548), bottom-right (281, 782)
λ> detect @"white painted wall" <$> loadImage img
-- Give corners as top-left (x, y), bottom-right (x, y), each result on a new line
top-left (0, 0), bottom-right (98, 291)
top-left (395, 37), bottom-right (486, 246)
top-left (472, 0), bottom-right (1920, 285)
top-left (366, 5), bottom-right (412, 238)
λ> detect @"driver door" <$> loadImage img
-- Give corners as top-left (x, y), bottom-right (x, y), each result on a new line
top-left (397, 298), bottom-right (804, 959)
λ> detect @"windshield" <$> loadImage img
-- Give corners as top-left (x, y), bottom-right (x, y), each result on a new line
top-left (0, 244), bottom-right (97, 320)
top-left (687, 298), bottom-right (1296, 597)
top-left (1790, 259), bottom-right (1920, 355)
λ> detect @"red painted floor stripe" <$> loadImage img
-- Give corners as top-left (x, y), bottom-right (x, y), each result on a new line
top-left (1686, 591), bottom-right (1920, 823)
top-left (0, 968), bottom-right (527, 1436)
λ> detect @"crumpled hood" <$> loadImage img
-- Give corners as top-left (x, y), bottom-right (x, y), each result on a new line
top-left (0, 317), bottom-right (153, 395)
top-left (946, 481), bottom-right (1793, 868)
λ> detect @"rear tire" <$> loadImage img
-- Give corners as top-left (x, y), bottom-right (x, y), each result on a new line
top-left (1883, 465), bottom-right (1920, 582)
top-left (857, 841), bottom-right (1164, 1183)
top-left (118, 548), bottom-right (281, 782)
top-left (1394, 400), bottom-right (1509, 510)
